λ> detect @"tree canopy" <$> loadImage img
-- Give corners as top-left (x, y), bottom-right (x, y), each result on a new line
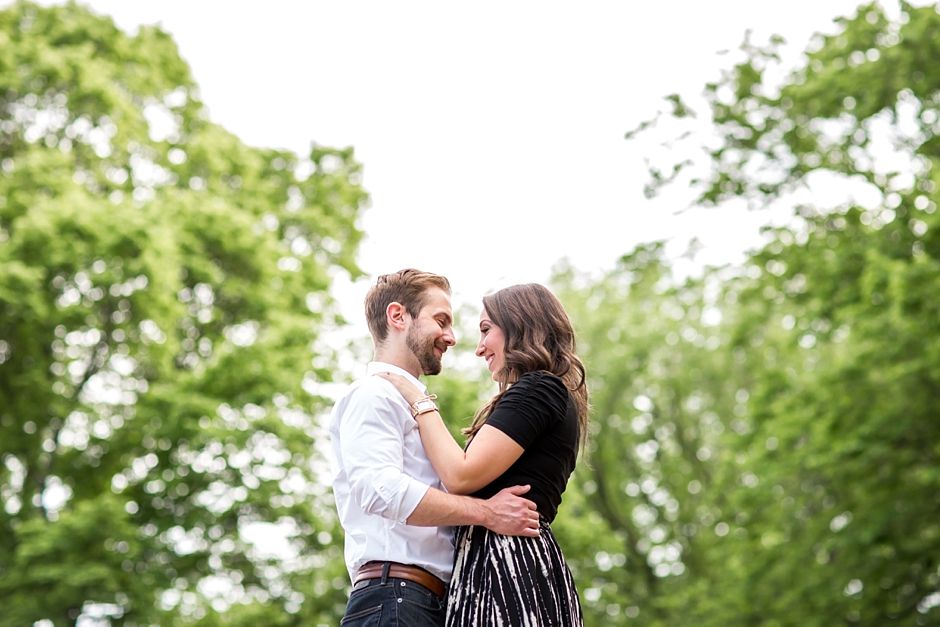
top-left (0, 2), bottom-right (366, 625)
top-left (548, 2), bottom-right (940, 625)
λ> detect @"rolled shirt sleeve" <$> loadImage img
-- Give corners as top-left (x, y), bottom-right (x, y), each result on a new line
top-left (337, 379), bottom-right (430, 523)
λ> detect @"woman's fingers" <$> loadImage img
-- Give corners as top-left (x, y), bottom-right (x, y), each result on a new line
top-left (374, 372), bottom-right (422, 400)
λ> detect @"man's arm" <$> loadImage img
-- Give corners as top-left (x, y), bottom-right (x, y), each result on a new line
top-left (338, 379), bottom-right (538, 536)
top-left (406, 484), bottom-right (540, 537)
top-left (338, 384), bottom-right (430, 523)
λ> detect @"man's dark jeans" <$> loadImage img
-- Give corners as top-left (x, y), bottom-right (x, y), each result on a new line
top-left (340, 576), bottom-right (446, 626)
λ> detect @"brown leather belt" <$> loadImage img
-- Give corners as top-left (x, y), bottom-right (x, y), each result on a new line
top-left (354, 561), bottom-right (446, 598)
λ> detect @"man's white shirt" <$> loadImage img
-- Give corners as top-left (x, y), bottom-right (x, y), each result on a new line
top-left (329, 361), bottom-right (454, 583)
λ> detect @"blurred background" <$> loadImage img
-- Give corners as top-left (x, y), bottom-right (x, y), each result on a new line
top-left (1, 1), bottom-right (938, 625)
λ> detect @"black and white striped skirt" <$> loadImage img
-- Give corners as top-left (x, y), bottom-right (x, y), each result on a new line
top-left (445, 519), bottom-right (583, 626)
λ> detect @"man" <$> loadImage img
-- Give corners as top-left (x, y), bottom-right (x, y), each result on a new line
top-left (329, 269), bottom-right (539, 626)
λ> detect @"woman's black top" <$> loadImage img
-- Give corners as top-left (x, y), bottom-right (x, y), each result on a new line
top-left (469, 370), bottom-right (579, 523)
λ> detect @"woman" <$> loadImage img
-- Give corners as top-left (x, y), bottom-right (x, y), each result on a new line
top-left (378, 283), bottom-right (588, 626)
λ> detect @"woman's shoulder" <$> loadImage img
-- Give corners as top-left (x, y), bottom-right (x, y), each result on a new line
top-left (508, 371), bottom-right (569, 405)
top-left (515, 370), bottom-right (565, 388)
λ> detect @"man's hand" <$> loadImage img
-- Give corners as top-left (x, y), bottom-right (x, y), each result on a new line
top-left (481, 485), bottom-right (540, 537)
top-left (405, 485), bottom-right (539, 533)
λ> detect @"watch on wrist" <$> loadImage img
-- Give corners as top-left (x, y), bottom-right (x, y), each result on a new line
top-left (410, 394), bottom-right (438, 418)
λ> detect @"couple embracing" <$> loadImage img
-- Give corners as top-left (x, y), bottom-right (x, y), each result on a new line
top-left (329, 269), bottom-right (588, 626)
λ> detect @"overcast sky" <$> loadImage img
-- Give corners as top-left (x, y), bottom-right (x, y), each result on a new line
top-left (24, 1), bottom-right (907, 336)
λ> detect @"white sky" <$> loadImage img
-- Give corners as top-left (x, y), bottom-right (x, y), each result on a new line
top-left (27, 1), bottom-right (905, 335)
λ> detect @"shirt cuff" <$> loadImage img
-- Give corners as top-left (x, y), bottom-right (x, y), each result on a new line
top-left (398, 477), bottom-right (431, 523)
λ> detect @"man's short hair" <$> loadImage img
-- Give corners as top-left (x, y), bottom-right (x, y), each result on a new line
top-left (364, 269), bottom-right (451, 343)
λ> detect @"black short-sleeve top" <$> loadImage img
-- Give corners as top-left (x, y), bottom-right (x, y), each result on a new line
top-left (469, 370), bottom-right (579, 523)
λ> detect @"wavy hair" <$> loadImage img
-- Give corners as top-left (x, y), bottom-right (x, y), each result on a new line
top-left (464, 283), bottom-right (589, 449)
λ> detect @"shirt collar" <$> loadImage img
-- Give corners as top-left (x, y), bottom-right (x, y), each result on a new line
top-left (367, 361), bottom-right (428, 393)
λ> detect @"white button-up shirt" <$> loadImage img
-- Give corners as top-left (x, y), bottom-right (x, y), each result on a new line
top-left (329, 361), bottom-right (454, 583)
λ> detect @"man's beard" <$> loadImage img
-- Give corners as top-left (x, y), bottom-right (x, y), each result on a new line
top-left (406, 326), bottom-right (442, 375)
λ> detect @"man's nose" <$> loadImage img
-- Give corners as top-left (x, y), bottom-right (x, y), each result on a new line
top-left (443, 328), bottom-right (456, 346)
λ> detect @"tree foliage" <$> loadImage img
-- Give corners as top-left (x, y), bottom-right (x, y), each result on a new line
top-left (548, 2), bottom-right (940, 625)
top-left (0, 2), bottom-right (366, 625)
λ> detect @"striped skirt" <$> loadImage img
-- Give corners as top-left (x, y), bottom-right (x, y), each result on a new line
top-left (445, 519), bottom-right (583, 626)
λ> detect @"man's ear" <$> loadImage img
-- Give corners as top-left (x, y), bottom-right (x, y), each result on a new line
top-left (386, 302), bottom-right (408, 332)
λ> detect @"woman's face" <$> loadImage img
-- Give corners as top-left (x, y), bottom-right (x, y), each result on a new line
top-left (476, 308), bottom-right (506, 380)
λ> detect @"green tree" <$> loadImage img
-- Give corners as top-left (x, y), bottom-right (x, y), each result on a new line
top-left (551, 247), bottom-right (749, 626)
top-left (550, 2), bottom-right (940, 625)
top-left (0, 2), bottom-right (366, 625)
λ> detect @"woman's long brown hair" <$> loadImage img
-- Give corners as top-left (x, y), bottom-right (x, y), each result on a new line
top-left (464, 283), bottom-right (590, 449)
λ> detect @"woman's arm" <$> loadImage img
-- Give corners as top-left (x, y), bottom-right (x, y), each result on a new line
top-left (375, 372), bottom-right (524, 494)
top-left (416, 418), bottom-right (523, 495)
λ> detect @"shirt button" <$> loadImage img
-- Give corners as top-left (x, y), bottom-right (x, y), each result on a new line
top-left (397, 598), bottom-right (403, 603)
